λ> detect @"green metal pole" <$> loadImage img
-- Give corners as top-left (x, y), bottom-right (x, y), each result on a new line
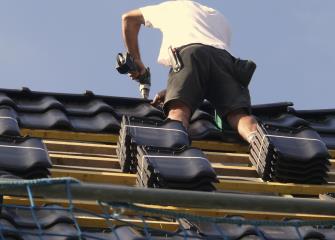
top-left (1, 182), bottom-right (335, 216)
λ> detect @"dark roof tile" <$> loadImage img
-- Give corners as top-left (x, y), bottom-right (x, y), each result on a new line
top-left (309, 116), bottom-right (335, 134)
top-left (320, 133), bottom-right (335, 149)
top-left (0, 136), bottom-right (51, 175)
top-left (258, 225), bottom-right (300, 240)
top-left (0, 107), bottom-right (20, 136)
top-left (261, 113), bottom-right (310, 129)
top-left (1, 205), bottom-right (73, 229)
top-left (251, 102), bottom-right (293, 116)
top-left (188, 119), bottom-right (223, 140)
top-left (293, 109), bottom-right (335, 134)
top-left (69, 112), bottom-right (120, 133)
top-left (0, 170), bottom-right (22, 179)
top-left (62, 98), bottom-right (115, 116)
top-left (114, 102), bottom-right (165, 119)
top-left (18, 109), bottom-right (71, 130)
top-left (0, 93), bottom-right (16, 107)
top-left (0, 218), bottom-right (22, 240)
top-left (12, 96), bottom-right (63, 112)
top-left (190, 109), bottom-right (216, 123)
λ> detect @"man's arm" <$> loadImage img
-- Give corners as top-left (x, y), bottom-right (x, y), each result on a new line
top-left (122, 9), bottom-right (146, 77)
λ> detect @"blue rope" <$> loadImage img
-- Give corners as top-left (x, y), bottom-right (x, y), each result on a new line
top-left (213, 222), bottom-right (229, 240)
top-left (140, 214), bottom-right (151, 240)
top-left (175, 218), bottom-right (189, 240)
top-left (98, 200), bottom-right (122, 240)
top-left (0, 224), bottom-right (5, 240)
top-left (1, 177), bottom-right (335, 240)
top-left (254, 225), bottom-right (266, 240)
top-left (65, 178), bottom-right (83, 240)
top-left (26, 184), bottom-right (43, 240)
top-left (296, 225), bottom-right (303, 240)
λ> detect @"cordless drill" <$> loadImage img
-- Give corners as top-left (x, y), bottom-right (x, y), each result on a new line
top-left (116, 52), bottom-right (151, 99)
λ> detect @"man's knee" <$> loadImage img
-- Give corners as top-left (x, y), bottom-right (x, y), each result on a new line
top-left (226, 108), bottom-right (250, 129)
top-left (166, 100), bottom-right (191, 129)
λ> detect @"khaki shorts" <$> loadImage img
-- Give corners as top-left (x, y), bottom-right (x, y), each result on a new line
top-left (164, 44), bottom-right (251, 118)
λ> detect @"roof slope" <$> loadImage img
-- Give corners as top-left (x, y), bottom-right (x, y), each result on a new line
top-left (0, 87), bottom-right (334, 239)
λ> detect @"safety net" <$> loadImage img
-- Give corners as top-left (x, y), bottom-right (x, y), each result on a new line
top-left (0, 178), bottom-right (335, 240)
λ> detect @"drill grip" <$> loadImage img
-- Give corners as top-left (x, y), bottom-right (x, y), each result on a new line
top-left (137, 68), bottom-right (151, 86)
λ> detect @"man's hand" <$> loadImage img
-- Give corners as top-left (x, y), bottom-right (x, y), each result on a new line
top-left (128, 58), bottom-right (146, 80)
top-left (151, 89), bottom-right (167, 107)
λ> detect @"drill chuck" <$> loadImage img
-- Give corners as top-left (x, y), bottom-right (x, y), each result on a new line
top-left (138, 68), bottom-right (151, 99)
top-left (139, 84), bottom-right (150, 99)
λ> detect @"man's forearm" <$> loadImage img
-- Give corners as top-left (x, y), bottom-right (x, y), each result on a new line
top-left (122, 10), bottom-right (144, 60)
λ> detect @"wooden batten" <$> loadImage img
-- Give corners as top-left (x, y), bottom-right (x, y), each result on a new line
top-left (4, 196), bottom-right (335, 221)
top-left (45, 140), bottom-right (117, 155)
top-left (216, 180), bottom-right (335, 195)
top-left (330, 150), bottom-right (335, 159)
top-left (76, 216), bottom-right (179, 231)
top-left (49, 168), bottom-right (335, 195)
top-left (212, 164), bottom-right (258, 177)
top-left (21, 129), bottom-right (119, 143)
top-left (192, 140), bottom-right (249, 153)
top-left (50, 153), bottom-right (120, 169)
top-left (50, 169), bottom-right (136, 186)
top-left (205, 152), bottom-right (250, 165)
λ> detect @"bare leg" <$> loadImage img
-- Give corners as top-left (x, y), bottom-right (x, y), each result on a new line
top-left (227, 109), bottom-right (257, 143)
top-left (167, 101), bottom-right (191, 130)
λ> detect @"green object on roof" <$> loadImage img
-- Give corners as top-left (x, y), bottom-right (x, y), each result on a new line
top-left (215, 110), bottom-right (222, 130)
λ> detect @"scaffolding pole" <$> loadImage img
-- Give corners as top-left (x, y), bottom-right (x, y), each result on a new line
top-left (1, 181), bottom-right (335, 216)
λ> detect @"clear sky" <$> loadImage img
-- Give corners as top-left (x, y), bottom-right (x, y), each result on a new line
top-left (0, 0), bottom-right (334, 110)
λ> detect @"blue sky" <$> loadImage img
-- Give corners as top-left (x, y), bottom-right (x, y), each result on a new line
top-left (0, 0), bottom-right (334, 110)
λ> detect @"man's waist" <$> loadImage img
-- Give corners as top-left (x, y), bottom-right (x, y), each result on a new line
top-left (177, 43), bottom-right (229, 53)
top-left (158, 42), bottom-right (231, 66)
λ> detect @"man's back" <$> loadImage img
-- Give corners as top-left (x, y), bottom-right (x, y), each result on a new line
top-left (140, 1), bottom-right (231, 66)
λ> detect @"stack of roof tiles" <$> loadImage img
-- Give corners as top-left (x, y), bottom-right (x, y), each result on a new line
top-left (117, 116), bottom-right (191, 173)
top-left (136, 146), bottom-right (218, 191)
top-left (0, 136), bottom-right (52, 179)
top-left (117, 116), bottom-right (218, 191)
top-left (0, 100), bottom-right (52, 179)
top-left (249, 123), bottom-right (330, 184)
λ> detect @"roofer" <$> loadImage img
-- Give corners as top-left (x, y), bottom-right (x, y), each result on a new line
top-left (121, 0), bottom-right (257, 143)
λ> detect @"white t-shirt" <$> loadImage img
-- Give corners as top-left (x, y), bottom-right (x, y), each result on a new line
top-left (140, 0), bottom-right (231, 66)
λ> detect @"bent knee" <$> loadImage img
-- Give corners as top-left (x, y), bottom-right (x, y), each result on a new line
top-left (226, 108), bottom-right (251, 129)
